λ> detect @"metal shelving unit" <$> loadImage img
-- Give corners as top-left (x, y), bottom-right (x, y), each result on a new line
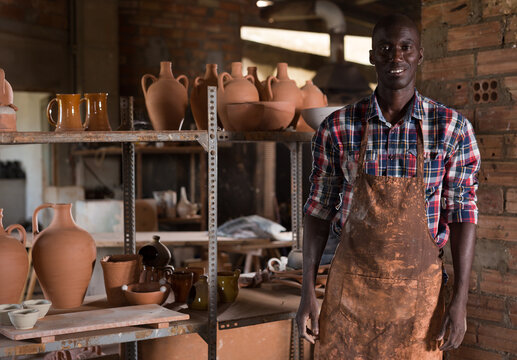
top-left (0, 88), bottom-right (312, 360)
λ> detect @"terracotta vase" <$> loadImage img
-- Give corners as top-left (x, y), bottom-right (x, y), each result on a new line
top-left (217, 62), bottom-right (259, 129)
top-left (141, 61), bottom-right (189, 130)
top-left (0, 208), bottom-right (28, 304)
top-left (47, 94), bottom-right (87, 131)
top-left (0, 69), bottom-right (18, 131)
top-left (101, 254), bottom-right (141, 307)
top-left (83, 93), bottom-right (111, 131)
top-left (266, 63), bottom-right (304, 128)
top-left (190, 64), bottom-right (221, 130)
top-left (32, 203), bottom-right (97, 309)
top-left (217, 269), bottom-right (240, 303)
top-left (138, 235), bottom-right (171, 268)
top-left (247, 66), bottom-right (268, 101)
top-left (300, 80), bottom-right (328, 109)
top-left (0, 106), bottom-right (16, 131)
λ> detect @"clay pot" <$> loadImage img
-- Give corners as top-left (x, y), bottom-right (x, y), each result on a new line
top-left (101, 254), bottom-right (141, 307)
top-left (188, 275), bottom-right (208, 310)
top-left (0, 106), bottom-right (16, 131)
top-left (300, 80), bottom-right (328, 109)
top-left (266, 63), bottom-right (304, 128)
top-left (258, 101), bottom-right (295, 131)
top-left (217, 62), bottom-right (259, 129)
top-left (217, 269), bottom-right (240, 303)
top-left (0, 208), bottom-right (28, 304)
top-left (32, 203), bottom-right (97, 309)
top-left (225, 102), bottom-right (263, 131)
top-left (122, 282), bottom-right (170, 306)
top-left (171, 270), bottom-right (194, 303)
top-left (138, 235), bottom-right (171, 268)
top-left (247, 66), bottom-right (268, 101)
top-left (47, 94), bottom-right (87, 131)
top-left (142, 61), bottom-right (189, 130)
top-left (190, 64), bottom-right (221, 130)
top-left (0, 68), bottom-right (17, 112)
top-left (83, 93), bottom-right (111, 131)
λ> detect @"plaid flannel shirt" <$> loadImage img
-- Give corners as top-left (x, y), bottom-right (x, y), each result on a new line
top-left (303, 90), bottom-right (480, 248)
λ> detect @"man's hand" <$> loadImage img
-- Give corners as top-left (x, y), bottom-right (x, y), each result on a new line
top-left (437, 296), bottom-right (468, 351)
top-left (296, 289), bottom-right (320, 344)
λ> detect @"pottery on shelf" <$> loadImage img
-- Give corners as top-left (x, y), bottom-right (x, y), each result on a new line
top-left (0, 304), bottom-right (22, 326)
top-left (217, 269), bottom-right (240, 303)
top-left (217, 62), bottom-right (259, 129)
top-left (171, 270), bottom-right (194, 303)
top-left (188, 275), bottom-right (208, 310)
top-left (8, 308), bottom-right (39, 330)
top-left (142, 61), bottom-right (189, 130)
top-left (0, 68), bottom-right (18, 132)
top-left (176, 186), bottom-right (199, 218)
top-left (300, 80), bottom-right (328, 109)
top-left (138, 235), bottom-right (172, 268)
top-left (266, 63), bottom-right (304, 128)
top-left (224, 102), bottom-right (263, 132)
top-left (22, 299), bottom-right (52, 319)
top-left (47, 94), bottom-right (87, 131)
top-left (101, 254), bottom-right (142, 307)
top-left (300, 106), bottom-right (343, 131)
top-left (83, 93), bottom-right (111, 131)
top-left (257, 101), bottom-right (295, 131)
top-left (0, 208), bottom-right (28, 304)
top-left (32, 203), bottom-right (97, 309)
top-left (247, 66), bottom-right (268, 101)
top-left (122, 282), bottom-right (170, 306)
top-left (190, 64), bottom-right (221, 130)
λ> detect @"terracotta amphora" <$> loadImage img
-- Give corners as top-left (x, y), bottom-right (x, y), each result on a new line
top-left (190, 64), bottom-right (221, 130)
top-left (0, 69), bottom-right (18, 131)
top-left (266, 63), bottom-right (304, 128)
top-left (247, 66), bottom-right (268, 101)
top-left (0, 209), bottom-right (28, 304)
top-left (101, 254), bottom-right (141, 307)
top-left (141, 61), bottom-right (189, 130)
top-left (217, 62), bottom-right (259, 129)
top-left (83, 93), bottom-right (111, 131)
top-left (47, 94), bottom-right (87, 131)
top-left (32, 203), bottom-right (96, 309)
top-left (217, 269), bottom-right (241, 303)
top-left (300, 80), bottom-right (328, 109)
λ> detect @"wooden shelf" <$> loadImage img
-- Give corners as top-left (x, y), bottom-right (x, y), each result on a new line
top-left (158, 216), bottom-right (202, 224)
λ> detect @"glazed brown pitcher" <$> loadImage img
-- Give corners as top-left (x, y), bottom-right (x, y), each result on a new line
top-left (83, 93), bottom-right (111, 131)
top-left (47, 94), bottom-right (87, 131)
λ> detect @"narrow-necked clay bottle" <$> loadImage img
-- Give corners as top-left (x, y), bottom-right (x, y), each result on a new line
top-left (217, 62), bottom-right (259, 128)
top-left (32, 203), bottom-right (96, 309)
top-left (141, 61), bottom-right (189, 130)
top-left (247, 66), bottom-right (268, 101)
top-left (0, 209), bottom-right (28, 304)
top-left (300, 80), bottom-right (328, 109)
top-left (190, 64), bottom-right (221, 130)
top-left (266, 63), bottom-right (304, 128)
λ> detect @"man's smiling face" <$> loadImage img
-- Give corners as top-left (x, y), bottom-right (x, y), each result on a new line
top-left (369, 23), bottom-right (423, 92)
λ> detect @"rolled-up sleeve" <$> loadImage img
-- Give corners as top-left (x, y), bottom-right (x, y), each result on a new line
top-left (442, 118), bottom-right (480, 224)
top-left (303, 118), bottom-right (344, 221)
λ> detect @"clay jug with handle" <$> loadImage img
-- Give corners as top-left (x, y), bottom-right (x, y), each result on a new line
top-left (141, 61), bottom-right (189, 130)
top-left (300, 80), bottom-right (328, 109)
top-left (32, 203), bottom-right (96, 309)
top-left (266, 63), bottom-right (304, 128)
top-left (0, 208), bottom-right (28, 304)
top-left (190, 64), bottom-right (221, 130)
top-left (217, 62), bottom-right (259, 128)
top-left (47, 94), bottom-right (87, 131)
top-left (83, 93), bottom-right (111, 131)
top-left (247, 66), bottom-right (268, 101)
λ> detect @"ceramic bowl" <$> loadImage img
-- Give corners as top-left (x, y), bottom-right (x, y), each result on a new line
top-left (223, 102), bottom-right (264, 131)
top-left (22, 299), bottom-right (52, 319)
top-left (8, 308), bottom-right (39, 330)
top-left (255, 101), bottom-right (295, 131)
top-left (0, 304), bottom-right (22, 326)
top-left (300, 106), bottom-right (344, 131)
top-left (122, 282), bottom-right (170, 306)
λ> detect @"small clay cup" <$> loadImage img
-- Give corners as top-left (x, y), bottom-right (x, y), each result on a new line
top-left (171, 270), bottom-right (194, 303)
top-left (0, 304), bottom-right (22, 325)
top-left (8, 308), bottom-right (39, 330)
top-left (22, 299), bottom-right (52, 319)
top-left (122, 282), bottom-right (169, 306)
top-left (217, 269), bottom-right (241, 303)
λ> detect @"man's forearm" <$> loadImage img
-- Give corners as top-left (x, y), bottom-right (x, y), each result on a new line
top-left (302, 215), bottom-right (331, 290)
top-left (449, 222), bottom-right (476, 301)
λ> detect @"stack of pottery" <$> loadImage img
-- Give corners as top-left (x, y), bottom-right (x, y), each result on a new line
top-left (32, 203), bottom-right (96, 309)
top-left (298, 80), bottom-right (329, 132)
top-left (0, 68), bottom-right (18, 131)
top-left (0, 209), bottom-right (27, 304)
top-left (142, 61), bottom-right (189, 130)
top-left (190, 64), bottom-right (221, 130)
top-left (101, 254), bottom-right (141, 306)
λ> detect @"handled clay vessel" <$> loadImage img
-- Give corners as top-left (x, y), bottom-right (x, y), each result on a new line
top-left (0, 208), bottom-right (28, 304)
top-left (32, 203), bottom-right (96, 309)
top-left (266, 63), bottom-right (303, 128)
top-left (300, 80), bottom-right (328, 109)
top-left (190, 64), bottom-right (221, 130)
top-left (47, 94), bottom-right (87, 131)
top-left (217, 62), bottom-right (259, 129)
top-left (142, 61), bottom-right (188, 130)
top-left (247, 66), bottom-right (268, 101)
top-left (0, 69), bottom-right (18, 131)
top-left (83, 93), bottom-right (111, 131)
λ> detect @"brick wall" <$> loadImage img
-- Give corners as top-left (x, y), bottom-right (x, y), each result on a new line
top-left (420, 0), bottom-right (517, 358)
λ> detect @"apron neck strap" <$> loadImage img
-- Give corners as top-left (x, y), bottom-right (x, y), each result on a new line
top-left (357, 119), bottom-right (425, 179)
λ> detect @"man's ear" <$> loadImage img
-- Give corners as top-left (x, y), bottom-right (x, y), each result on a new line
top-left (369, 49), bottom-right (374, 65)
top-left (418, 47), bottom-right (424, 65)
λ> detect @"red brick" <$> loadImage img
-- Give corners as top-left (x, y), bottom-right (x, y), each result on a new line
top-left (467, 294), bottom-right (505, 322)
top-left (479, 161), bottom-right (517, 186)
top-left (448, 22), bottom-right (502, 51)
top-left (477, 135), bottom-right (504, 159)
top-left (446, 82), bottom-right (469, 106)
top-left (504, 76), bottom-right (517, 101)
top-left (481, 269), bottom-right (517, 296)
top-left (483, 0), bottom-right (517, 17)
top-left (510, 300), bottom-right (517, 326)
top-left (477, 186), bottom-right (504, 214)
top-left (444, 264), bottom-right (478, 291)
top-left (507, 188), bottom-right (517, 213)
top-left (478, 48), bottom-right (517, 76)
top-left (220, 1), bottom-right (241, 12)
top-left (456, 108), bottom-right (474, 121)
top-left (478, 214), bottom-right (517, 241)
top-left (475, 105), bottom-right (517, 132)
top-left (449, 346), bottom-right (503, 360)
top-left (478, 323), bottom-right (517, 353)
top-left (422, 55), bottom-right (474, 81)
top-left (422, 0), bottom-right (470, 28)
top-left (509, 245), bottom-right (517, 270)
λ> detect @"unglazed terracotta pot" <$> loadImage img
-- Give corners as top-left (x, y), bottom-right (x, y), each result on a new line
top-left (0, 208), bottom-right (28, 304)
top-left (47, 94), bottom-right (87, 131)
top-left (83, 93), bottom-right (111, 131)
top-left (190, 64), bottom-right (221, 130)
top-left (122, 282), bottom-right (170, 306)
top-left (217, 269), bottom-right (240, 303)
top-left (142, 61), bottom-right (188, 130)
top-left (300, 80), bottom-right (328, 109)
top-left (0, 106), bottom-right (16, 131)
top-left (101, 254), bottom-right (141, 307)
top-left (224, 102), bottom-right (263, 131)
top-left (247, 66), bottom-right (268, 101)
top-left (266, 63), bottom-right (304, 128)
top-left (257, 101), bottom-right (295, 131)
top-left (217, 62), bottom-right (259, 129)
top-left (32, 203), bottom-right (96, 309)
top-left (0, 69), bottom-right (17, 131)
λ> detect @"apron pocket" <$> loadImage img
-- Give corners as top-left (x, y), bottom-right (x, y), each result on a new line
top-left (339, 274), bottom-right (418, 325)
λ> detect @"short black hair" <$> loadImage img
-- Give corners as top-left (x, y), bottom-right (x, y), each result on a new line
top-left (372, 14), bottom-right (420, 46)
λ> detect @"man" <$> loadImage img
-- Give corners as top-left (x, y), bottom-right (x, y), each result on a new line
top-left (296, 14), bottom-right (480, 359)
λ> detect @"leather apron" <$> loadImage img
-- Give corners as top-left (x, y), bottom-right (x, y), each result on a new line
top-left (316, 120), bottom-right (444, 359)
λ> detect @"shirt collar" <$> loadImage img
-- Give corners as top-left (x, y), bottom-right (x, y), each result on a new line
top-left (366, 89), bottom-right (425, 125)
